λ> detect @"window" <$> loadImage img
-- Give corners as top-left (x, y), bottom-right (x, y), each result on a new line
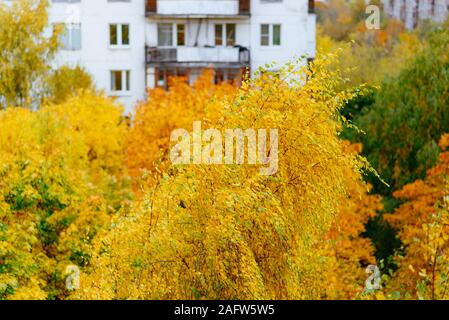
top-left (55, 23), bottom-right (81, 50)
top-left (214, 69), bottom-right (242, 85)
top-left (158, 24), bottom-right (173, 46)
top-left (110, 70), bottom-right (130, 93)
top-left (273, 24), bottom-right (281, 46)
top-left (158, 23), bottom-right (186, 47)
top-left (260, 24), bottom-right (281, 46)
top-left (109, 24), bottom-right (130, 47)
top-left (110, 24), bottom-right (118, 45)
top-left (215, 24), bottom-right (223, 46)
top-left (226, 24), bottom-right (236, 46)
top-left (122, 24), bottom-right (130, 45)
top-left (260, 24), bottom-right (269, 46)
top-left (176, 24), bottom-right (185, 46)
top-left (431, 0), bottom-right (436, 16)
top-left (215, 23), bottom-right (236, 46)
top-left (157, 70), bottom-right (165, 88)
top-left (308, 0), bottom-right (315, 13)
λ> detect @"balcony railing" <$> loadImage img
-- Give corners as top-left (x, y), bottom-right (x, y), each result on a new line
top-left (146, 47), bottom-right (178, 63)
top-left (146, 46), bottom-right (250, 65)
top-left (146, 0), bottom-right (250, 16)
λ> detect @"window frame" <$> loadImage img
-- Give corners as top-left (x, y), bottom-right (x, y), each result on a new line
top-left (214, 23), bottom-right (236, 47)
top-left (55, 22), bottom-right (82, 51)
top-left (109, 23), bottom-right (131, 49)
top-left (260, 23), bottom-right (281, 47)
top-left (158, 23), bottom-right (187, 47)
top-left (110, 70), bottom-right (131, 96)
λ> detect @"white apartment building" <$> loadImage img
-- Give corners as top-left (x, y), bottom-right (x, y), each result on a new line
top-left (145, 0), bottom-right (316, 90)
top-left (382, 0), bottom-right (449, 29)
top-left (2, 0), bottom-right (316, 114)
top-left (49, 0), bottom-right (147, 113)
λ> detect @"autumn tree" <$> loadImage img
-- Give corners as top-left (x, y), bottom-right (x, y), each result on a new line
top-left (74, 56), bottom-right (377, 300)
top-left (317, 6), bottom-right (444, 273)
top-left (383, 134), bottom-right (449, 299)
top-left (316, 0), bottom-right (387, 42)
top-left (45, 66), bottom-right (96, 105)
top-left (322, 142), bottom-right (382, 299)
top-left (0, 0), bottom-right (97, 109)
top-left (126, 71), bottom-right (237, 184)
top-left (316, 0), bottom-right (366, 41)
top-left (0, 0), bottom-right (59, 109)
top-left (0, 92), bottom-right (131, 299)
top-left (350, 25), bottom-right (449, 195)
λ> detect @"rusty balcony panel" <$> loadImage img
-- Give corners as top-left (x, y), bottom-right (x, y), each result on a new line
top-left (146, 0), bottom-right (157, 13)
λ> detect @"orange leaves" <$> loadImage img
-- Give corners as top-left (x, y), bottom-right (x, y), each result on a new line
top-left (383, 133), bottom-right (449, 299)
top-left (323, 141), bottom-right (381, 299)
top-left (438, 134), bottom-right (449, 150)
top-left (126, 70), bottom-right (237, 186)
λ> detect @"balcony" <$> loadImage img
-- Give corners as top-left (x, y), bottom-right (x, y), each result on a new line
top-left (146, 46), bottom-right (250, 67)
top-left (146, 0), bottom-right (250, 17)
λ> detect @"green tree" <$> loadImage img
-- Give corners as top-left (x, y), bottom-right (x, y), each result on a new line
top-left (45, 66), bottom-right (95, 105)
top-left (352, 25), bottom-right (449, 196)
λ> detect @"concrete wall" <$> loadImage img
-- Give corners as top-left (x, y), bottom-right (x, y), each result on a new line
top-left (250, 0), bottom-right (315, 72)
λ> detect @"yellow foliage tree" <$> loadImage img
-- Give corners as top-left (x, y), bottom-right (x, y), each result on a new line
top-left (323, 142), bottom-right (382, 299)
top-left (0, 0), bottom-right (59, 109)
top-left (76, 58), bottom-right (376, 300)
top-left (0, 91), bottom-right (131, 299)
top-left (317, 29), bottom-right (421, 90)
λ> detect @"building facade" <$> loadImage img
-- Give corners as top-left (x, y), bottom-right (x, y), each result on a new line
top-left (48, 0), bottom-right (147, 113)
top-left (2, 0), bottom-right (316, 113)
top-left (382, 0), bottom-right (449, 30)
top-left (145, 0), bottom-right (316, 90)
